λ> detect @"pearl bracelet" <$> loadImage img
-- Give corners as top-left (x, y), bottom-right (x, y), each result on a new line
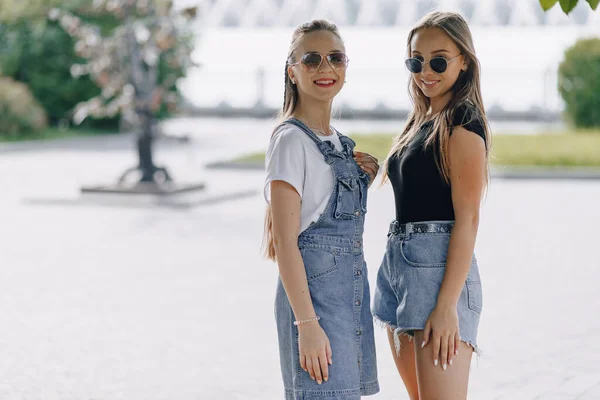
top-left (293, 316), bottom-right (321, 326)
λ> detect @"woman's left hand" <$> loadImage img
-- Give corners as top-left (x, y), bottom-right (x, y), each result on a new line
top-left (422, 304), bottom-right (460, 371)
top-left (353, 151), bottom-right (379, 187)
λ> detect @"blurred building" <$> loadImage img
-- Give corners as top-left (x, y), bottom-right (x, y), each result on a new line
top-left (176, 0), bottom-right (600, 120)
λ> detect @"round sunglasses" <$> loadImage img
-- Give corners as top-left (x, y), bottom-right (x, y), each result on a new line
top-left (405, 54), bottom-right (462, 74)
top-left (289, 52), bottom-right (349, 73)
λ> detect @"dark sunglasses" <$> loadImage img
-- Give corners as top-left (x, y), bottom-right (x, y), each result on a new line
top-left (405, 54), bottom-right (462, 74)
top-left (289, 52), bottom-right (349, 72)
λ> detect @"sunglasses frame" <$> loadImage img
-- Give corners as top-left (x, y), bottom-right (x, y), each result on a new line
top-left (405, 53), bottom-right (462, 74)
top-left (289, 51), bottom-right (350, 72)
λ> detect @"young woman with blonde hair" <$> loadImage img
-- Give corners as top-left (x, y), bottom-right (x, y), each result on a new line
top-left (263, 19), bottom-right (381, 400)
top-left (373, 11), bottom-right (490, 399)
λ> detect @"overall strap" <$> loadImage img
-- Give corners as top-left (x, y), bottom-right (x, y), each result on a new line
top-left (283, 118), bottom-right (351, 162)
top-left (283, 118), bottom-right (324, 146)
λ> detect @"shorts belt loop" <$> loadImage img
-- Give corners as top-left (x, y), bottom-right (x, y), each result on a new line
top-left (405, 222), bottom-right (413, 240)
top-left (388, 220), bottom-right (399, 237)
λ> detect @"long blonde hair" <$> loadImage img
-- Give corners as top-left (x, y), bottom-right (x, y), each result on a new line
top-left (262, 20), bottom-right (342, 261)
top-left (382, 11), bottom-right (491, 185)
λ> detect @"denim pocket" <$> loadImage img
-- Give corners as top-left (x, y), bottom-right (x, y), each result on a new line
top-left (300, 248), bottom-right (339, 282)
top-left (399, 235), bottom-right (450, 268)
top-left (466, 280), bottom-right (483, 314)
top-left (334, 178), bottom-right (358, 219)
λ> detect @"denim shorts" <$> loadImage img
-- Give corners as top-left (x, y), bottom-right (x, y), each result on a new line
top-left (372, 221), bottom-right (482, 353)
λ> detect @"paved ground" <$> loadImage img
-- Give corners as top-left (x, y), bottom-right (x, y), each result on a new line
top-left (0, 120), bottom-right (599, 399)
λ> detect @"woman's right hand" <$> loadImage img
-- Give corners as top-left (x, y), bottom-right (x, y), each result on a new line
top-left (298, 321), bottom-right (333, 384)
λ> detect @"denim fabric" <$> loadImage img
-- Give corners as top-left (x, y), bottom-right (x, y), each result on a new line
top-left (274, 118), bottom-right (380, 400)
top-left (372, 220), bottom-right (482, 353)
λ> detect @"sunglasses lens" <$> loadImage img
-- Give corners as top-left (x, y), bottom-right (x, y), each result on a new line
top-left (327, 53), bottom-right (349, 69)
top-left (430, 57), bottom-right (448, 73)
top-left (301, 53), bottom-right (323, 71)
top-left (405, 58), bottom-right (422, 73)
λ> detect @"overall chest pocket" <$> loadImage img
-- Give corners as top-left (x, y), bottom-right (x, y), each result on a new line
top-left (334, 177), bottom-right (360, 219)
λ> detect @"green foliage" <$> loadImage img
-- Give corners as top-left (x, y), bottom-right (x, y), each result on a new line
top-left (0, 0), bottom-right (86, 22)
top-left (0, 76), bottom-right (48, 136)
top-left (232, 132), bottom-right (600, 168)
top-left (0, 0), bottom-right (191, 130)
top-left (587, 0), bottom-right (600, 10)
top-left (558, 38), bottom-right (600, 128)
top-left (0, 20), bottom-right (103, 126)
top-left (560, 0), bottom-right (580, 13)
top-left (0, 127), bottom-right (115, 143)
top-left (540, 0), bottom-right (560, 11)
top-left (539, 0), bottom-right (599, 13)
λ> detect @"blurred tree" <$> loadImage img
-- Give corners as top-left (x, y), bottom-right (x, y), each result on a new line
top-left (0, 76), bottom-right (48, 136)
top-left (50, 0), bottom-right (198, 186)
top-left (0, 0), bottom-right (190, 131)
top-left (0, 0), bottom-right (117, 128)
top-left (0, 18), bottom-right (106, 128)
top-left (0, 0), bottom-right (67, 22)
top-left (539, 0), bottom-right (599, 14)
top-left (558, 38), bottom-right (600, 128)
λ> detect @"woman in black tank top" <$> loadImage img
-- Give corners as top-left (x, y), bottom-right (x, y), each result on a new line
top-left (372, 11), bottom-right (490, 400)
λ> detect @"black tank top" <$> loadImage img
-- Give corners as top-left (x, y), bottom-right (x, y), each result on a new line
top-left (387, 103), bottom-right (487, 224)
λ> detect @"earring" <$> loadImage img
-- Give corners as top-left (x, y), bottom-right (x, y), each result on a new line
top-left (291, 79), bottom-right (296, 84)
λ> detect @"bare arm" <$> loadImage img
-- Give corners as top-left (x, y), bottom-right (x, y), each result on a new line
top-left (270, 180), bottom-right (316, 322)
top-left (270, 179), bottom-right (332, 384)
top-left (437, 126), bottom-right (486, 309)
top-left (423, 126), bottom-right (487, 370)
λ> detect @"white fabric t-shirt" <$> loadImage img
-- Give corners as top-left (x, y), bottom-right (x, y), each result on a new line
top-left (264, 123), bottom-right (344, 233)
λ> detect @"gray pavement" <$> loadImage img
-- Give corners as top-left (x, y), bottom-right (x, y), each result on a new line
top-left (0, 120), bottom-right (599, 399)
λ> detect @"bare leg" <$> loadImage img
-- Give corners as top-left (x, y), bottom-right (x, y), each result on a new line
top-left (413, 330), bottom-right (473, 400)
top-left (387, 329), bottom-right (419, 400)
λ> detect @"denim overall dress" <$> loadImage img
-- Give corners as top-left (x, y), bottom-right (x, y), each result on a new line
top-left (274, 118), bottom-right (380, 400)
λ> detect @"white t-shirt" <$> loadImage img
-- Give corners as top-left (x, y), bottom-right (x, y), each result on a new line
top-left (264, 123), bottom-right (344, 233)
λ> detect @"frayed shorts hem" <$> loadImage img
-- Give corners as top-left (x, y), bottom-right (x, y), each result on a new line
top-left (372, 314), bottom-right (481, 356)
